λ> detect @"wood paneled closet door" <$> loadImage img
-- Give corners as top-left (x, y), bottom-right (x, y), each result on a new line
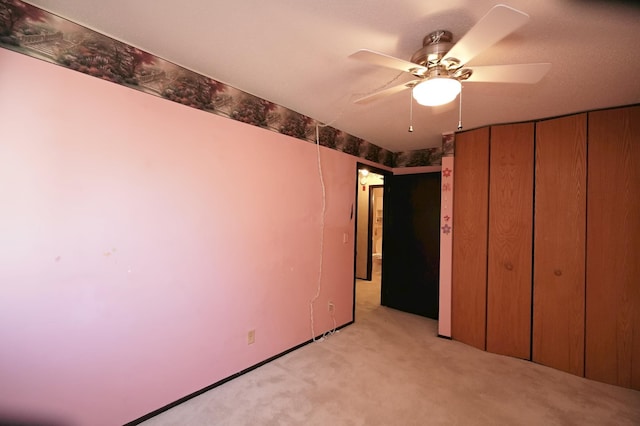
top-left (533, 114), bottom-right (587, 376)
top-left (487, 123), bottom-right (534, 359)
top-left (452, 127), bottom-right (490, 350)
top-left (586, 106), bottom-right (640, 390)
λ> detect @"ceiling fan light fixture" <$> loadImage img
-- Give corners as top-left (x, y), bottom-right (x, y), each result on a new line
top-left (412, 77), bottom-right (461, 106)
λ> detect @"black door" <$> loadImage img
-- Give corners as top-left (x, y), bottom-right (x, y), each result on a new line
top-left (381, 172), bottom-right (441, 319)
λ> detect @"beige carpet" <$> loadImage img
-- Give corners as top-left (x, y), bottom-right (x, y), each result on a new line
top-left (141, 276), bottom-right (640, 425)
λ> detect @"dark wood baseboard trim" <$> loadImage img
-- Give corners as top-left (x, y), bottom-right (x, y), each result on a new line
top-left (124, 321), bottom-right (354, 425)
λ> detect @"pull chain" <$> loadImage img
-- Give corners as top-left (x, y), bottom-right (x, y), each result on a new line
top-left (457, 85), bottom-right (463, 130)
top-left (408, 90), bottom-right (414, 133)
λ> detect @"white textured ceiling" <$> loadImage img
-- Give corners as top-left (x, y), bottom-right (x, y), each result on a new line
top-left (25, 0), bottom-right (640, 152)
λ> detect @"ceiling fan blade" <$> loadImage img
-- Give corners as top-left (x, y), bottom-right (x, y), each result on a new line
top-left (444, 5), bottom-right (530, 67)
top-left (465, 63), bottom-right (551, 84)
top-left (354, 80), bottom-right (420, 104)
top-left (349, 49), bottom-right (428, 75)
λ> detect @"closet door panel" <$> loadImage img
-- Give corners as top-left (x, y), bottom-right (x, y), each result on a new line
top-left (586, 106), bottom-right (640, 390)
top-left (452, 127), bottom-right (490, 350)
top-left (533, 114), bottom-right (586, 376)
top-left (487, 123), bottom-right (534, 359)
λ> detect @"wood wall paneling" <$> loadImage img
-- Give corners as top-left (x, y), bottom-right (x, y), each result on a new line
top-left (586, 106), bottom-right (640, 390)
top-left (486, 123), bottom-right (534, 359)
top-left (452, 127), bottom-right (490, 350)
top-left (533, 114), bottom-right (587, 376)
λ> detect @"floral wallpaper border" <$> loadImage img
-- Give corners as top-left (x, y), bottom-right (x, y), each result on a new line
top-left (0, 0), bottom-right (443, 167)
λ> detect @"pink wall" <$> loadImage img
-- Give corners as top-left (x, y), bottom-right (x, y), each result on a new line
top-left (0, 49), bottom-right (355, 425)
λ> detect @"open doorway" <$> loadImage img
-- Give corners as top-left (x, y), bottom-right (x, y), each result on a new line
top-left (354, 164), bottom-right (387, 317)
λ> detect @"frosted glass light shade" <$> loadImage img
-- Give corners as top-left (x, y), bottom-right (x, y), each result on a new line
top-left (412, 78), bottom-right (462, 106)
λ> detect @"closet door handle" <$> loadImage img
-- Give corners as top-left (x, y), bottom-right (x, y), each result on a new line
top-left (554, 269), bottom-right (563, 277)
top-left (505, 261), bottom-right (514, 271)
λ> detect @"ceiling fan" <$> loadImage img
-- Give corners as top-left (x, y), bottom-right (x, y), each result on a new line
top-left (349, 4), bottom-right (551, 107)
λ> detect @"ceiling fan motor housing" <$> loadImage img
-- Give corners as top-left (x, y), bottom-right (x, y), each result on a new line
top-left (409, 30), bottom-right (471, 81)
top-left (410, 30), bottom-right (455, 69)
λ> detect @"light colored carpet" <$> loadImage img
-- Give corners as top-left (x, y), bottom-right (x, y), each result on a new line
top-left (141, 276), bottom-right (640, 425)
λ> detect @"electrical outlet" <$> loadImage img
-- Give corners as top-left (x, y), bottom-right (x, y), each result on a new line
top-left (328, 301), bottom-right (335, 312)
top-left (247, 329), bottom-right (255, 345)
